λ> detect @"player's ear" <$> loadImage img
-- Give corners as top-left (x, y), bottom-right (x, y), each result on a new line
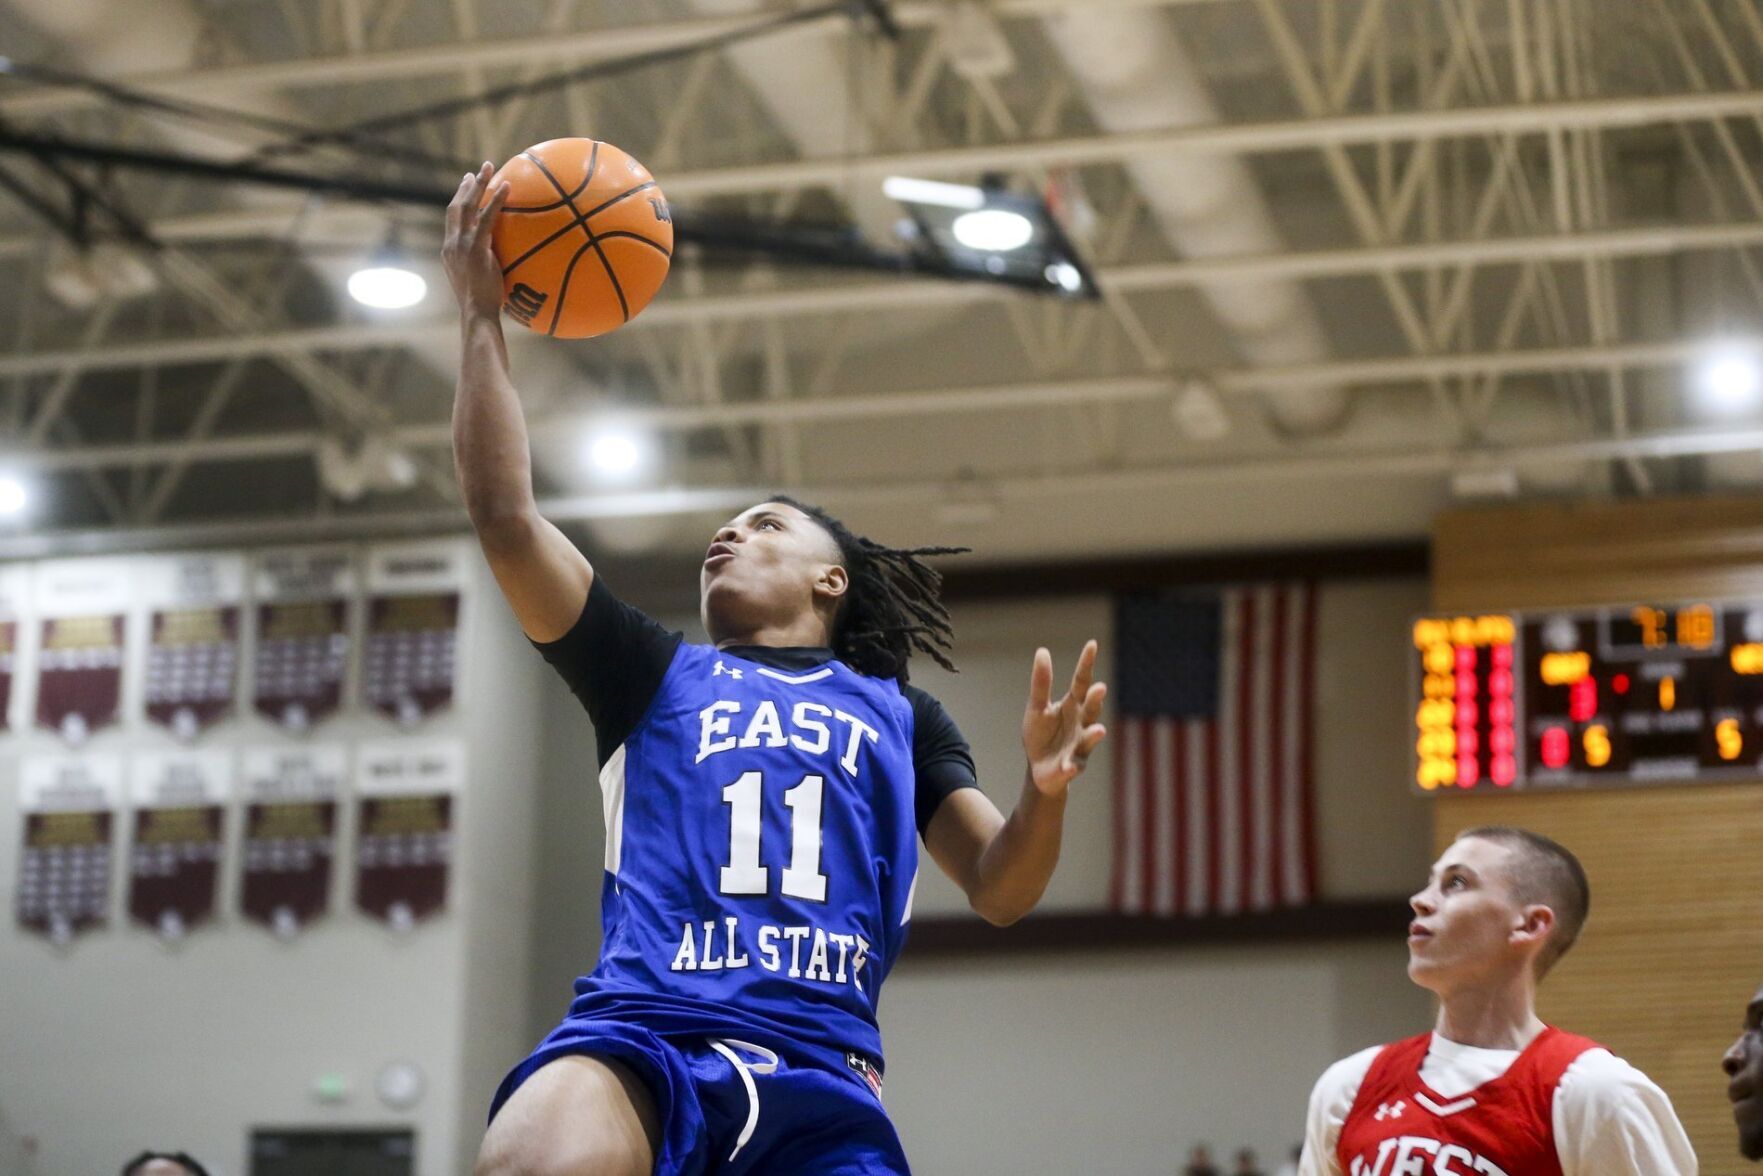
top-left (1513, 904), bottom-right (1556, 950)
top-left (815, 562), bottom-right (849, 603)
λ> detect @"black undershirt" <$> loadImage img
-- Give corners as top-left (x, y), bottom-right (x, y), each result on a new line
top-left (535, 574), bottom-right (980, 836)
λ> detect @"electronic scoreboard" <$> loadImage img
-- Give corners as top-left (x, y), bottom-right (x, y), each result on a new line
top-left (1411, 601), bottom-right (1763, 793)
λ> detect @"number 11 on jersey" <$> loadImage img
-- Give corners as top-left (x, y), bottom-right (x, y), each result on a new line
top-left (719, 771), bottom-right (829, 902)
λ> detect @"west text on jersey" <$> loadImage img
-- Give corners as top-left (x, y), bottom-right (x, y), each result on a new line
top-left (1349, 1137), bottom-right (1510, 1176)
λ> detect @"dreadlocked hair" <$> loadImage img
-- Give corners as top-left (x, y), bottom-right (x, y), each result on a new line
top-left (769, 496), bottom-right (968, 682)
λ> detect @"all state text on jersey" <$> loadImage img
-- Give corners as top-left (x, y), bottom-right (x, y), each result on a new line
top-left (670, 915), bottom-right (872, 993)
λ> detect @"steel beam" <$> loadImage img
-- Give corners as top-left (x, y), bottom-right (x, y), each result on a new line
top-left (656, 91), bottom-right (1763, 199)
top-left (0, 0), bottom-right (1223, 119)
top-left (2, 220), bottom-right (1761, 377)
top-left (10, 337), bottom-right (1763, 474)
top-left (11, 417), bottom-right (1763, 560)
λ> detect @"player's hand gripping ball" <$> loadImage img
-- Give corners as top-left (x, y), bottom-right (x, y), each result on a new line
top-left (483, 138), bottom-right (674, 339)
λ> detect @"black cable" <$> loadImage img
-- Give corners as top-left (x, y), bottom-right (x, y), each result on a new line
top-left (243, 0), bottom-right (856, 166)
top-left (0, 125), bottom-right (446, 206)
top-left (0, 125), bottom-right (1079, 293)
top-left (0, 159), bottom-right (81, 239)
top-left (0, 57), bottom-right (464, 173)
top-left (0, 3), bottom-right (895, 179)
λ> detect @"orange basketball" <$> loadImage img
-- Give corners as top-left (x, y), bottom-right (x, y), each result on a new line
top-left (487, 138), bottom-right (674, 339)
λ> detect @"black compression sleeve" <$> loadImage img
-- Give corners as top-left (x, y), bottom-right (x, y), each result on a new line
top-left (906, 684), bottom-right (979, 835)
top-left (533, 575), bottom-right (684, 767)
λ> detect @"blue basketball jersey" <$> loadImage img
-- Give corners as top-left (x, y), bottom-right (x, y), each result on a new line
top-left (570, 640), bottom-right (921, 1067)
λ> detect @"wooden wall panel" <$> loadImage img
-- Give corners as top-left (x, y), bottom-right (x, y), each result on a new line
top-left (1433, 496), bottom-right (1763, 1175)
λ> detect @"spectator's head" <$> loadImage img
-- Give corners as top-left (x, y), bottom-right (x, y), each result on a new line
top-left (1233, 1148), bottom-right (1257, 1171)
top-left (1725, 982), bottom-right (1763, 1161)
top-left (122, 1153), bottom-right (210, 1176)
top-left (1188, 1145), bottom-right (1212, 1165)
top-left (1408, 827), bottom-right (1589, 996)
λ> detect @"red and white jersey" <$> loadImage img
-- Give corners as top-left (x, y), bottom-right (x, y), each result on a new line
top-left (1299, 1028), bottom-right (1696, 1176)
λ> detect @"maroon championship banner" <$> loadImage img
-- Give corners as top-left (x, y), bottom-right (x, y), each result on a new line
top-left (143, 554), bottom-right (247, 739)
top-left (363, 541), bottom-right (468, 726)
top-left (16, 754), bottom-right (122, 946)
top-left (128, 750), bottom-right (230, 941)
top-left (146, 607), bottom-right (240, 738)
top-left (35, 615), bottom-right (124, 743)
top-left (0, 564), bottom-right (26, 731)
top-left (253, 547), bottom-right (356, 732)
top-left (239, 746), bottom-right (345, 938)
top-left (0, 619), bottom-right (15, 733)
top-left (362, 594), bottom-right (459, 725)
top-left (254, 600), bottom-right (348, 730)
top-left (354, 740), bottom-right (461, 932)
top-left (32, 559), bottom-right (133, 744)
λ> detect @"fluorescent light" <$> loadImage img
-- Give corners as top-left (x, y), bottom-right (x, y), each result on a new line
top-left (882, 176), bottom-right (987, 210)
top-left (0, 476), bottom-right (28, 517)
top-left (1695, 346), bottom-right (1763, 414)
top-left (586, 427), bottom-right (655, 483)
top-left (1044, 262), bottom-right (1083, 294)
top-left (952, 208), bottom-right (1034, 252)
top-left (347, 265), bottom-right (427, 310)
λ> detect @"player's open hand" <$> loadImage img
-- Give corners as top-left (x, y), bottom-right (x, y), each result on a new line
top-left (1021, 640), bottom-right (1108, 797)
top-left (442, 161), bottom-right (511, 321)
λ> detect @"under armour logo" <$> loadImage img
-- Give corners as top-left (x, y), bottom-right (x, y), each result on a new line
top-left (713, 661), bottom-right (743, 680)
top-left (1374, 1101), bottom-right (1406, 1121)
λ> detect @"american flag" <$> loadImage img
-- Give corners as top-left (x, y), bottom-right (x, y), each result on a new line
top-left (1110, 584), bottom-right (1318, 917)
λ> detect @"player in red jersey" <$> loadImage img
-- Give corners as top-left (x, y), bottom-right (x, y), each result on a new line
top-left (1298, 826), bottom-right (1695, 1176)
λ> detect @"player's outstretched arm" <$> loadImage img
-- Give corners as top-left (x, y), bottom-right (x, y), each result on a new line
top-left (444, 162), bottom-right (594, 642)
top-left (925, 641), bottom-right (1107, 926)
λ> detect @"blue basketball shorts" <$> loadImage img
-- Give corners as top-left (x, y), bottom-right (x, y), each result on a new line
top-left (489, 1019), bottom-right (910, 1175)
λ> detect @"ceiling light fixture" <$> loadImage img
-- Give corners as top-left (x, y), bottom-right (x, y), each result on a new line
top-left (585, 426), bottom-right (656, 484)
top-left (1044, 262), bottom-right (1084, 295)
top-left (347, 264), bottom-right (427, 310)
top-left (951, 208), bottom-right (1035, 252)
top-left (0, 475), bottom-right (30, 518)
top-left (886, 176), bottom-right (1094, 295)
top-left (881, 176), bottom-right (986, 210)
top-left (348, 229), bottom-right (428, 310)
top-left (1694, 345), bottom-right (1763, 415)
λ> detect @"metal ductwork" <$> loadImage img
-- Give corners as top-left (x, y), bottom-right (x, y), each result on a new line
top-left (6, 0), bottom-right (200, 81)
top-left (687, 0), bottom-right (898, 242)
top-left (1044, 7), bottom-right (1350, 434)
top-left (685, 0), bottom-right (1349, 434)
top-left (5, 0), bottom-right (592, 502)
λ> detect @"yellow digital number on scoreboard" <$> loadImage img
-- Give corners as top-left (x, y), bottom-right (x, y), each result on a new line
top-left (1411, 601), bottom-right (1763, 793)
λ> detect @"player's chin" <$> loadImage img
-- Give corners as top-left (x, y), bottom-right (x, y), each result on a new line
top-left (700, 563), bottom-right (736, 596)
top-left (700, 574), bottom-right (753, 623)
top-left (1738, 1109), bottom-right (1763, 1160)
top-left (1405, 952), bottom-right (1446, 989)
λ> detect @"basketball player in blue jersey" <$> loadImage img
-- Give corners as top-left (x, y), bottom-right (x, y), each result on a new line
top-left (445, 164), bottom-right (1109, 1175)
